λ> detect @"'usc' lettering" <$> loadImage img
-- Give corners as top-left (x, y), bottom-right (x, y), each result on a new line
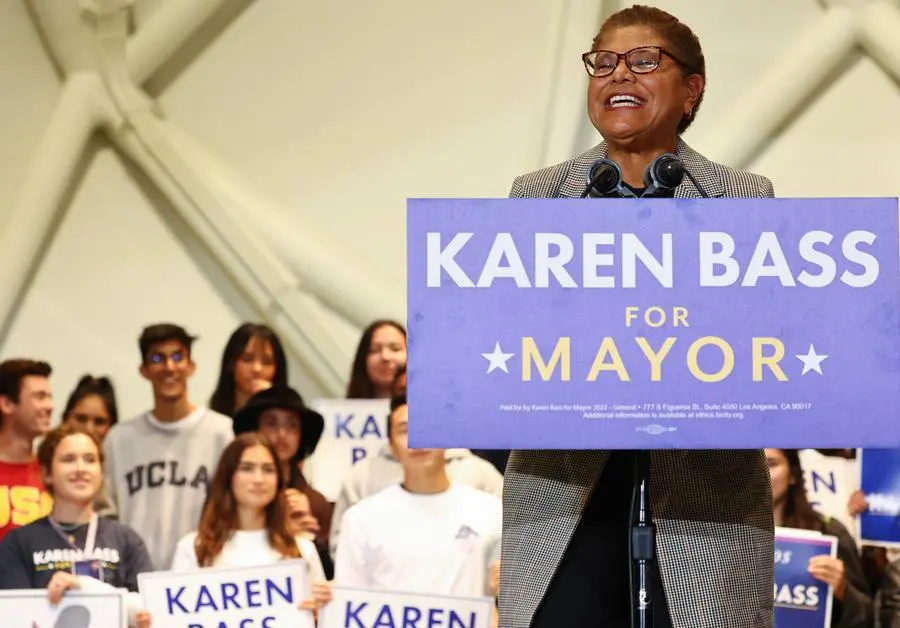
top-left (0, 486), bottom-right (53, 527)
top-left (125, 461), bottom-right (210, 496)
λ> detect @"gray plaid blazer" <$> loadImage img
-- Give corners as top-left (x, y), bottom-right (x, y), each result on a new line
top-left (498, 138), bottom-right (776, 628)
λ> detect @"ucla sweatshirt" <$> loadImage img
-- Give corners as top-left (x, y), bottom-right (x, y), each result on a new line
top-left (102, 406), bottom-right (234, 570)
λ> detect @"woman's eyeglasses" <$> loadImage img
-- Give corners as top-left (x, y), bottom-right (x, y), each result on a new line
top-left (581, 46), bottom-right (688, 78)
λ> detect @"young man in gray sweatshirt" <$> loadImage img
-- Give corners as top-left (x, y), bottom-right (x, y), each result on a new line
top-left (102, 323), bottom-right (233, 570)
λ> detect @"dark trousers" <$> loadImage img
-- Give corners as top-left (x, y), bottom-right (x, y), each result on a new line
top-left (530, 451), bottom-right (674, 628)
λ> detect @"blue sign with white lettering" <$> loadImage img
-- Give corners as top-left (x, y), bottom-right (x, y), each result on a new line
top-left (859, 449), bottom-right (900, 546)
top-left (774, 530), bottom-right (836, 628)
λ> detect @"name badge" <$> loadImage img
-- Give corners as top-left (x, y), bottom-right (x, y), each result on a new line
top-left (71, 559), bottom-right (104, 581)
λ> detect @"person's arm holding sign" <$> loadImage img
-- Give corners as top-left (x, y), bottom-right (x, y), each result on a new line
top-left (810, 519), bottom-right (873, 628)
top-left (43, 570), bottom-right (150, 627)
top-left (298, 580), bottom-right (334, 624)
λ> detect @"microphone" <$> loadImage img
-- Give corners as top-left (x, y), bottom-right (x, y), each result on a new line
top-left (641, 153), bottom-right (710, 198)
top-left (582, 159), bottom-right (624, 198)
top-left (642, 153), bottom-right (684, 197)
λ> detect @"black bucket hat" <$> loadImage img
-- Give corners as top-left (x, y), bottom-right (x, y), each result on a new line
top-left (232, 386), bottom-right (324, 460)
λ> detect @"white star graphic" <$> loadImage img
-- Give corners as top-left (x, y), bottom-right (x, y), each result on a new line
top-left (482, 342), bottom-right (514, 374)
top-left (795, 344), bottom-right (829, 376)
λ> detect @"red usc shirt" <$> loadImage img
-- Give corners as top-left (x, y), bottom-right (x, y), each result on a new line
top-left (0, 458), bottom-right (52, 541)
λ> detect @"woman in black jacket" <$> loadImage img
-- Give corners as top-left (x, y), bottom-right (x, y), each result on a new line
top-left (767, 448), bottom-right (873, 628)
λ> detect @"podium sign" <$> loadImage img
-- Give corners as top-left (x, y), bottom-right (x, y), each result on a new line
top-left (406, 197), bottom-right (900, 449)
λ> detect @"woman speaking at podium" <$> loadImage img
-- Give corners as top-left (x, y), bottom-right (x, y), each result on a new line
top-left (499, 5), bottom-right (775, 628)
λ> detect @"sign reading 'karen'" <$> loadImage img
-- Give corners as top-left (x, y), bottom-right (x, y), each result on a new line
top-left (406, 197), bottom-right (900, 449)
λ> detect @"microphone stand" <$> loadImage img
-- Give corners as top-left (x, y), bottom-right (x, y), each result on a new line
top-left (630, 450), bottom-right (654, 628)
top-left (580, 163), bottom-right (670, 628)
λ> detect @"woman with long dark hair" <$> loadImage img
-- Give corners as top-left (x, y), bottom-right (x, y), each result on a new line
top-left (232, 387), bottom-right (334, 577)
top-left (61, 375), bottom-right (118, 442)
top-left (767, 448), bottom-right (873, 628)
top-left (209, 323), bottom-right (289, 416)
top-left (345, 320), bottom-right (407, 399)
top-left (170, 433), bottom-right (331, 617)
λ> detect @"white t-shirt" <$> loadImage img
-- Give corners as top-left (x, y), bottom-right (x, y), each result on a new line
top-left (334, 483), bottom-right (502, 598)
top-left (171, 529), bottom-right (326, 584)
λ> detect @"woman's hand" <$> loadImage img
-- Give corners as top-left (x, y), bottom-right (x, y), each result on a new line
top-left (46, 571), bottom-right (82, 605)
top-left (285, 489), bottom-right (321, 537)
top-left (489, 559), bottom-right (500, 596)
top-left (808, 556), bottom-right (847, 599)
top-left (298, 581), bottom-right (333, 622)
top-left (848, 489), bottom-right (868, 516)
top-left (298, 581), bottom-right (333, 610)
top-left (136, 610), bottom-right (153, 628)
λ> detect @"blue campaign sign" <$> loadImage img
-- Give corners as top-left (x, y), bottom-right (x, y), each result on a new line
top-left (406, 197), bottom-right (900, 449)
top-left (774, 529), bottom-right (836, 628)
top-left (859, 449), bottom-right (900, 546)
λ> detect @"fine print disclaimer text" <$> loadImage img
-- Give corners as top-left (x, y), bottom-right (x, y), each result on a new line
top-left (497, 402), bottom-right (815, 420)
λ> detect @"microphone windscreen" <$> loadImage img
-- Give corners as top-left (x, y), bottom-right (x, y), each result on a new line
top-left (656, 155), bottom-right (685, 188)
top-left (587, 159), bottom-right (622, 197)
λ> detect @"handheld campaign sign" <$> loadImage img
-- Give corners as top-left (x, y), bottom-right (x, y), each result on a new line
top-left (319, 586), bottom-right (494, 628)
top-left (858, 448), bottom-right (900, 547)
top-left (138, 561), bottom-right (313, 628)
top-left (407, 197), bottom-right (900, 449)
top-left (799, 449), bottom-right (858, 535)
top-left (0, 589), bottom-right (127, 628)
top-left (302, 399), bottom-right (390, 502)
top-left (774, 527), bottom-right (837, 628)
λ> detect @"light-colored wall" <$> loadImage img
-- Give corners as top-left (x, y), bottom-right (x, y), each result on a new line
top-left (1, 0), bottom-right (898, 420)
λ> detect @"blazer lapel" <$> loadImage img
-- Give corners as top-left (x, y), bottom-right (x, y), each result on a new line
top-left (673, 138), bottom-right (725, 199)
top-left (558, 143), bottom-right (609, 198)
